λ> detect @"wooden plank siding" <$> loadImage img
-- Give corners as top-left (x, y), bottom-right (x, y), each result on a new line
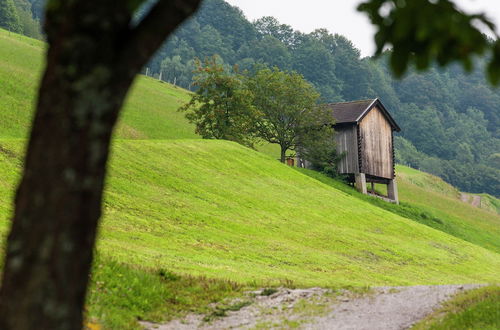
top-left (359, 106), bottom-right (394, 179)
top-left (335, 126), bottom-right (359, 174)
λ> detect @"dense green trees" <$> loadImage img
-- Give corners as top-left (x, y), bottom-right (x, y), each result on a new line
top-left (0, 0), bottom-right (42, 38)
top-left (0, 0), bottom-right (22, 33)
top-left (27, 0), bottom-right (44, 20)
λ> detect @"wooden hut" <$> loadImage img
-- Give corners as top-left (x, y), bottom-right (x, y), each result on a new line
top-left (303, 98), bottom-right (401, 203)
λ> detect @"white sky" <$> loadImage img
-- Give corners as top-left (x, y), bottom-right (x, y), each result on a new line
top-left (225, 0), bottom-right (500, 57)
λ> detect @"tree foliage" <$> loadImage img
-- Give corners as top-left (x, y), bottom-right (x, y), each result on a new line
top-left (358, 0), bottom-right (500, 85)
top-left (180, 57), bottom-right (256, 147)
top-left (182, 64), bottom-right (337, 164)
top-left (0, 0), bottom-right (22, 33)
top-left (13, 0), bottom-right (42, 39)
top-left (246, 67), bottom-right (335, 162)
top-left (297, 125), bottom-right (340, 178)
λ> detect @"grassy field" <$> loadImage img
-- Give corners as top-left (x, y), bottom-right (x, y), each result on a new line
top-left (1, 139), bottom-right (499, 285)
top-left (0, 28), bottom-right (197, 140)
top-left (84, 256), bottom-right (244, 329)
top-left (1, 139), bottom-right (499, 327)
top-left (295, 168), bottom-right (500, 254)
top-left (413, 285), bottom-right (500, 329)
top-left (1, 28), bottom-right (499, 329)
top-left (479, 193), bottom-right (500, 214)
top-left (396, 165), bottom-right (500, 253)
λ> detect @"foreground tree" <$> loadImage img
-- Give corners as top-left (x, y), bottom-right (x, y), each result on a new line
top-left (246, 67), bottom-right (335, 163)
top-left (180, 56), bottom-right (257, 147)
top-left (0, 0), bottom-right (201, 328)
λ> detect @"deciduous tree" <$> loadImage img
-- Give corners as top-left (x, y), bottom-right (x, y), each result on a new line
top-left (246, 67), bottom-right (335, 163)
top-left (180, 56), bottom-right (257, 147)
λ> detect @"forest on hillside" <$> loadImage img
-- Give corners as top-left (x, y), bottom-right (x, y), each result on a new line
top-left (1, 0), bottom-right (499, 196)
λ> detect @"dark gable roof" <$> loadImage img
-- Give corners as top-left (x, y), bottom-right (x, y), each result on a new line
top-left (326, 98), bottom-right (401, 132)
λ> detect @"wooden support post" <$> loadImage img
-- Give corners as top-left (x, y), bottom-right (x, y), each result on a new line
top-left (355, 173), bottom-right (367, 195)
top-left (371, 182), bottom-right (375, 193)
top-left (388, 179), bottom-right (399, 204)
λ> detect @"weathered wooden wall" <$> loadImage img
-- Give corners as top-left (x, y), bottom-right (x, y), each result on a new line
top-left (335, 125), bottom-right (359, 174)
top-left (359, 106), bottom-right (393, 179)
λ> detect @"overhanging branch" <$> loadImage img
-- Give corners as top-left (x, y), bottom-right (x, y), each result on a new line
top-left (120, 0), bottom-right (202, 75)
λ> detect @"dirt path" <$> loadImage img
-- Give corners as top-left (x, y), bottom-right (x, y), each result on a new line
top-left (141, 285), bottom-right (480, 330)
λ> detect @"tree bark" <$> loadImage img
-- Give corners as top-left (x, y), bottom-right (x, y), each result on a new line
top-left (0, 1), bottom-right (201, 329)
top-left (280, 146), bottom-right (287, 163)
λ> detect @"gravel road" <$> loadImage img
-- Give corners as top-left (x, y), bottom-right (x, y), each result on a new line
top-left (306, 284), bottom-right (479, 329)
top-left (142, 284), bottom-right (480, 330)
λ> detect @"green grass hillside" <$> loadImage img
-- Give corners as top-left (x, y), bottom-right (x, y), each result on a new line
top-left (479, 194), bottom-right (500, 214)
top-left (396, 165), bottom-right (500, 253)
top-left (294, 167), bottom-right (500, 255)
top-left (414, 285), bottom-right (500, 330)
top-left (1, 139), bottom-right (499, 287)
top-left (0, 28), bottom-right (196, 140)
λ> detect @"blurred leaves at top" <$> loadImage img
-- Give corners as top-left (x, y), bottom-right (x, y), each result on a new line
top-left (358, 0), bottom-right (500, 85)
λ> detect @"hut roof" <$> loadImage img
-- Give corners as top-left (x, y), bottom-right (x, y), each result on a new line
top-left (326, 98), bottom-right (401, 132)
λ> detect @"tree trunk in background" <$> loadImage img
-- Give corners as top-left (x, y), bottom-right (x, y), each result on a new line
top-left (280, 146), bottom-right (287, 163)
top-left (0, 1), bottom-right (201, 329)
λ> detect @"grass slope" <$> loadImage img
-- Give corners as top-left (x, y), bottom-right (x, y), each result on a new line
top-left (413, 285), bottom-right (500, 330)
top-left (294, 168), bottom-right (500, 255)
top-left (0, 28), bottom-right (197, 140)
top-left (1, 139), bottom-right (499, 287)
top-left (396, 165), bottom-right (500, 253)
top-left (479, 194), bottom-right (500, 214)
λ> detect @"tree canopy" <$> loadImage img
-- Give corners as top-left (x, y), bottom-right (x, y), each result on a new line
top-left (182, 63), bottom-right (336, 164)
top-left (180, 57), bottom-right (256, 147)
top-left (246, 67), bottom-right (334, 163)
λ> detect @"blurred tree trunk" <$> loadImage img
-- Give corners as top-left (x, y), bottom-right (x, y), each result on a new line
top-left (0, 1), bottom-right (201, 329)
